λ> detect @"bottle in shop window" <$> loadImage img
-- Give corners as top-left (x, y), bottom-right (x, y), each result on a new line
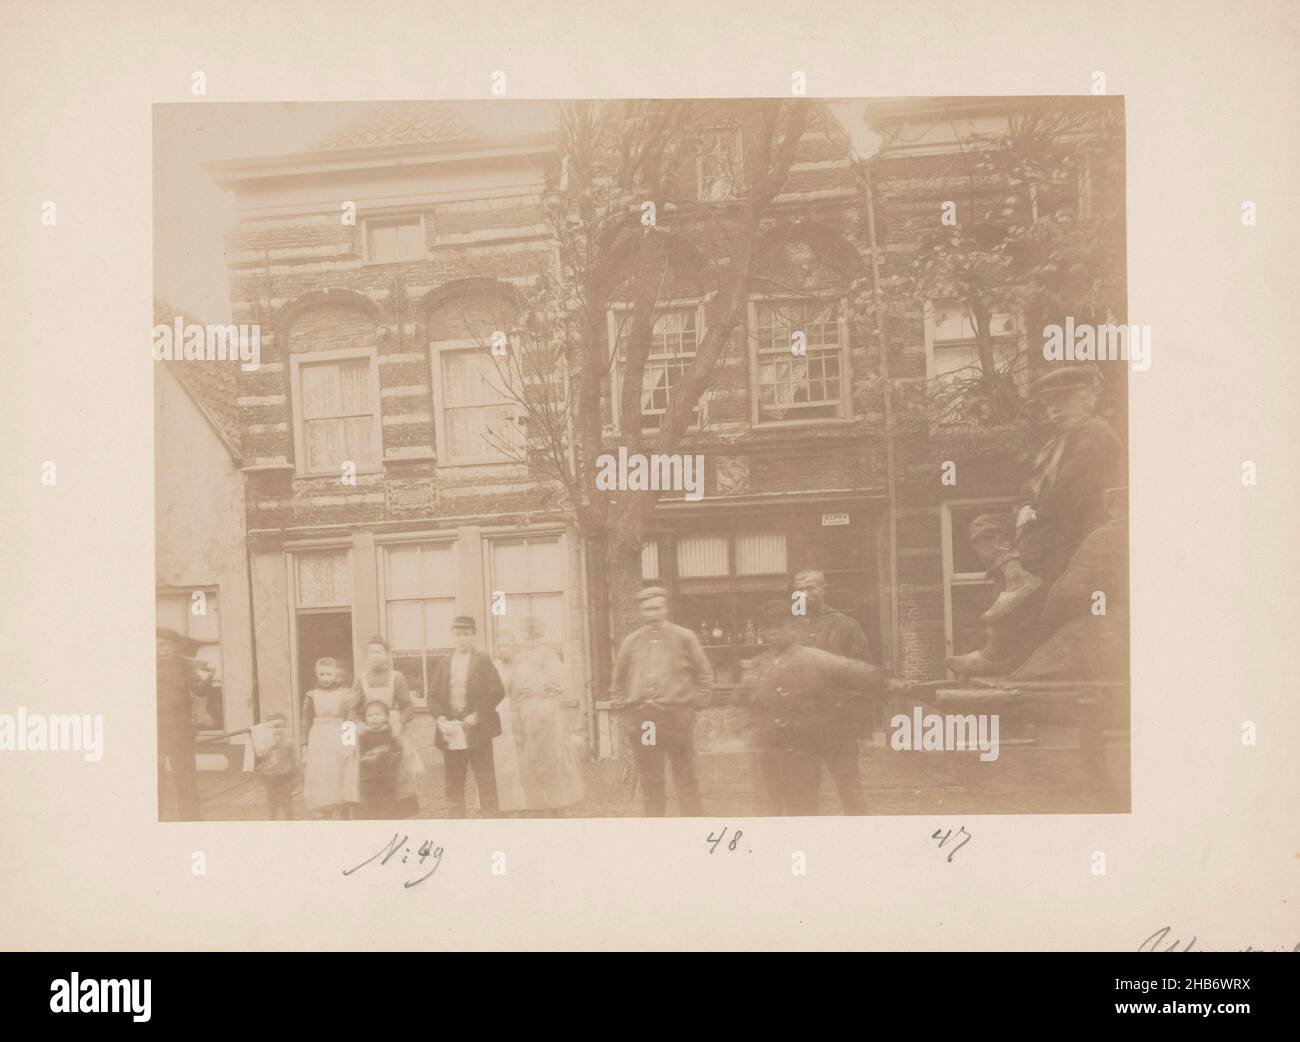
top-left (711, 620), bottom-right (724, 644)
top-left (744, 618), bottom-right (756, 645)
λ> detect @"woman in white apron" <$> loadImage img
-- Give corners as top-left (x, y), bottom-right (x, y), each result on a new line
top-left (350, 637), bottom-right (422, 818)
top-left (301, 656), bottom-right (359, 817)
top-left (511, 621), bottom-right (584, 815)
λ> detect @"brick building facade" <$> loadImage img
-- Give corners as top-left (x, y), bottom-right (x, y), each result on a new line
top-left (205, 98), bottom-right (1123, 755)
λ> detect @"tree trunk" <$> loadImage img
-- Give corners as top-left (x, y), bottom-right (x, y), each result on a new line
top-left (582, 528), bottom-right (643, 688)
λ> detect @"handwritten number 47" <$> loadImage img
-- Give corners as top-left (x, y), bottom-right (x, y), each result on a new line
top-left (931, 826), bottom-right (971, 862)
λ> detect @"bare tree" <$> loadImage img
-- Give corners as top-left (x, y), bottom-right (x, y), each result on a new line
top-left (447, 99), bottom-right (818, 682)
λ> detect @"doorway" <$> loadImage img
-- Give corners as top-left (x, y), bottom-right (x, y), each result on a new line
top-left (295, 611), bottom-right (354, 734)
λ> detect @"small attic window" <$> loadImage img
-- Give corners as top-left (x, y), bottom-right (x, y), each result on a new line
top-left (364, 215), bottom-right (427, 263)
top-left (697, 128), bottom-right (742, 202)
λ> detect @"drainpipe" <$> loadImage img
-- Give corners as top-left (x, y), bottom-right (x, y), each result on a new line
top-left (244, 256), bottom-right (274, 725)
top-left (860, 162), bottom-right (902, 673)
top-left (244, 539), bottom-right (261, 726)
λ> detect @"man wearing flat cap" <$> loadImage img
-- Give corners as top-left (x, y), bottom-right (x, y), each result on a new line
top-left (750, 599), bottom-right (895, 815)
top-left (156, 626), bottom-right (206, 820)
top-left (608, 586), bottom-right (714, 816)
top-left (947, 365), bottom-right (1124, 675)
top-left (430, 616), bottom-right (506, 817)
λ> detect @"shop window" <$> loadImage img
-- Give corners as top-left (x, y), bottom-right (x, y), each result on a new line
top-left (942, 500), bottom-right (1015, 660)
top-left (289, 349), bottom-right (383, 476)
top-left (676, 533), bottom-right (728, 577)
top-left (485, 536), bottom-right (566, 658)
top-left (734, 531), bottom-right (788, 575)
top-left (640, 541), bottom-right (660, 580)
top-left (670, 531), bottom-right (788, 685)
top-left (157, 588), bottom-right (224, 731)
top-left (383, 542), bottom-right (457, 704)
top-left (653, 516), bottom-right (879, 689)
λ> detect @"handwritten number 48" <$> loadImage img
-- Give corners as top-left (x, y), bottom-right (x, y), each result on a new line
top-left (707, 828), bottom-right (743, 854)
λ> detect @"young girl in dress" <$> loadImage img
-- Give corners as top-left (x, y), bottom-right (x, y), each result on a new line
top-left (301, 657), bottom-right (359, 819)
top-left (356, 700), bottom-right (402, 820)
top-left (350, 638), bottom-right (422, 818)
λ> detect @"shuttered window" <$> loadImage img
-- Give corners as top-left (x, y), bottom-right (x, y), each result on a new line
top-left (290, 349), bottom-right (384, 477)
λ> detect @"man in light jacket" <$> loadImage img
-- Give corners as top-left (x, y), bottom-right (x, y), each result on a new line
top-left (609, 587), bottom-right (714, 816)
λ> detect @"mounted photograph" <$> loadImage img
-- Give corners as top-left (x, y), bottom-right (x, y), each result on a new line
top-left (153, 96), bottom-right (1130, 822)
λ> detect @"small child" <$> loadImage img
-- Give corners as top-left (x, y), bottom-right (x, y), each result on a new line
top-left (357, 700), bottom-right (401, 820)
top-left (254, 712), bottom-right (299, 820)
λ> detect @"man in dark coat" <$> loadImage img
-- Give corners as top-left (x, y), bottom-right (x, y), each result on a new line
top-left (792, 570), bottom-right (874, 813)
top-left (750, 599), bottom-right (891, 815)
top-left (947, 366), bottom-right (1125, 676)
top-left (157, 627), bottom-right (205, 820)
top-left (429, 616), bottom-right (505, 818)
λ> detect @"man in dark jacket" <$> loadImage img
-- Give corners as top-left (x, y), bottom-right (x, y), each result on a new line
top-left (947, 367), bottom-right (1125, 676)
top-left (429, 616), bottom-right (505, 818)
top-left (792, 570), bottom-right (874, 812)
top-left (751, 599), bottom-right (891, 815)
top-left (157, 627), bottom-right (205, 820)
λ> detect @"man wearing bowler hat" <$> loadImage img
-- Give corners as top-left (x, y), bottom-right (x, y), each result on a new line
top-left (947, 366), bottom-right (1124, 675)
top-left (430, 616), bottom-right (506, 817)
top-left (609, 586), bottom-right (714, 816)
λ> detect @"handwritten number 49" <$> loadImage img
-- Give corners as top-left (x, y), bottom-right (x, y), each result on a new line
top-left (707, 828), bottom-right (743, 854)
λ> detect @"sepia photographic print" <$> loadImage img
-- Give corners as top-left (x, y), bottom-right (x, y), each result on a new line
top-left (154, 96), bottom-right (1131, 823)
top-left (3, 0), bottom-right (1298, 970)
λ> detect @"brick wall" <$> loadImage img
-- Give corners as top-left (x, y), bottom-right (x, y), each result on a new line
top-left (221, 101), bottom-right (1077, 683)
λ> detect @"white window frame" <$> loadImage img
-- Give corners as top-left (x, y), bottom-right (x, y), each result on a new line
top-left (288, 346), bottom-right (384, 478)
top-left (377, 538), bottom-right (459, 707)
top-left (361, 213), bottom-right (429, 264)
top-left (429, 339), bottom-right (524, 467)
top-left (939, 497), bottom-right (1015, 664)
top-left (747, 295), bottom-right (853, 428)
top-left (607, 300), bottom-right (709, 435)
top-left (922, 300), bottom-right (1026, 385)
top-left (696, 127), bottom-right (742, 203)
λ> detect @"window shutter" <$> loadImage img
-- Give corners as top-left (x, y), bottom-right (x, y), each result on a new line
top-left (735, 532), bottom-right (787, 575)
top-left (677, 534), bottom-right (728, 577)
